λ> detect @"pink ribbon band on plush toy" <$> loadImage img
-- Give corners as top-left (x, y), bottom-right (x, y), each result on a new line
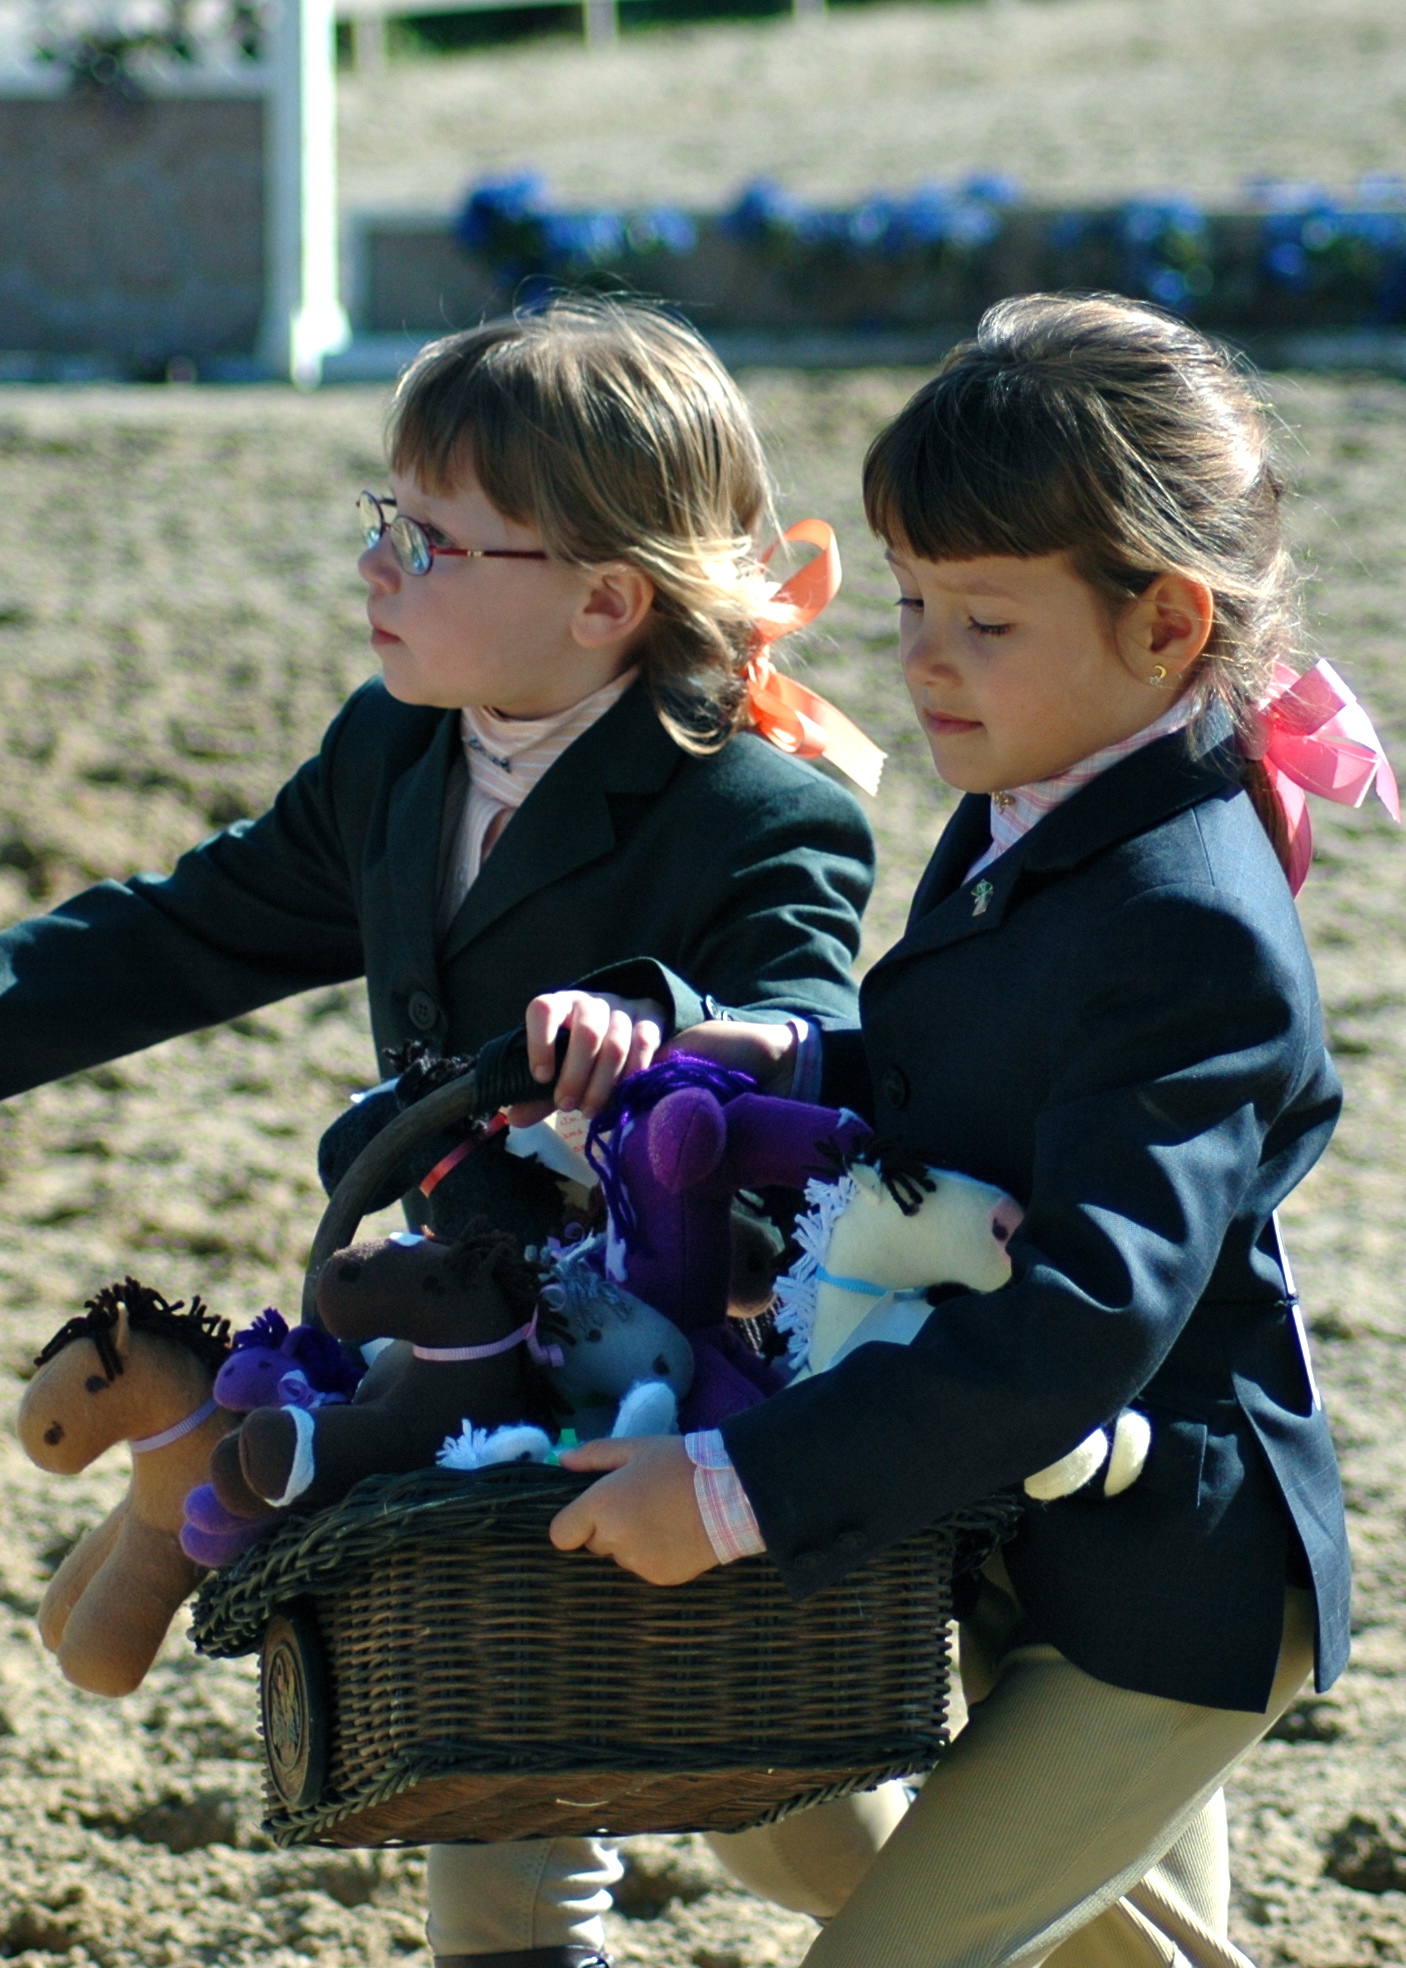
top-left (746, 519), bottom-right (886, 798)
top-left (413, 1309), bottom-right (563, 1369)
top-left (419, 1113), bottom-right (509, 1200)
top-left (130, 1395), bottom-right (219, 1456)
top-left (1247, 659), bottom-right (1400, 895)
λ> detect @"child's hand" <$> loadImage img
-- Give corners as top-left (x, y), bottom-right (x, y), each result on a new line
top-left (506, 989), bottom-right (667, 1125)
top-left (549, 1436), bottom-right (719, 1585)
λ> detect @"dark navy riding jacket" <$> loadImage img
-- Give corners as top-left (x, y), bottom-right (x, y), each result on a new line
top-left (722, 721), bottom-right (1350, 1713)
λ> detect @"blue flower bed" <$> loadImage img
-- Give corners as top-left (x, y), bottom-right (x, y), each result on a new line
top-left (436, 172), bottom-right (1406, 336)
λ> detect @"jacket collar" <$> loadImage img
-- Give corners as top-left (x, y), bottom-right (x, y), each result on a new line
top-left (437, 678), bottom-right (682, 961)
top-left (874, 712), bottom-right (1241, 974)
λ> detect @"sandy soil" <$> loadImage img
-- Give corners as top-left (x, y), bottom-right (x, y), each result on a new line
top-left (0, 368), bottom-right (1400, 1967)
top-left (338, 0), bottom-right (1406, 217)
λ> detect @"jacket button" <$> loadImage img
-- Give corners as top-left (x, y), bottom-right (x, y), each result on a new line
top-left (880, 1065), bottom-right (909, 1110)
top-left (407, 990), bottom-right (439, 1032)
top-left (835, 1529), bottom-right (865, 1553)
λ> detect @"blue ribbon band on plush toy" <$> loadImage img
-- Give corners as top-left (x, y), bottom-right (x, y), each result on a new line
top-left (815, 1266), bottom-right (930, 1300)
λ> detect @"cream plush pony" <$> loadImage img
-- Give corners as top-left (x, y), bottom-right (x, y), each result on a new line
top-left (775, 1154), bottom-right (1151, 1502)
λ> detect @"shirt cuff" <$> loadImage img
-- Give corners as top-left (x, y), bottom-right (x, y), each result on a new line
top-left (786, 1017), bottom-right (823, 1105)
top-left (684, 1430), bottom-right (767, 1564)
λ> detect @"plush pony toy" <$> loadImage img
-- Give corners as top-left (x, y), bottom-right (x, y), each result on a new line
top-left (584, 1062), bottom-right (1149, 1500)
top-left (19, 1281), bottom-right (234, 1696)
top-left (533, 1231), bottom-right (696, 1441)
top-left (317, 1049), bottom-right (590, 1249)
top-left (209, 1224), bottom-right (557, 1517)
top-left (774, 1148), bottom-right (1151, 1502)
top-left (584, 1060), bottom-right (872, 1432)
top-left (180, 1308), bottom-right (365, 1567)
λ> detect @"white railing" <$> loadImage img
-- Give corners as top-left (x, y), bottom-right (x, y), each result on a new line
top-left (339, 0), bottom-right (824, 69)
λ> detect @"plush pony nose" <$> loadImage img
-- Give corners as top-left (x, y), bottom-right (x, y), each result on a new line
top-left (990, 1195), bottom-right (1024, 1246)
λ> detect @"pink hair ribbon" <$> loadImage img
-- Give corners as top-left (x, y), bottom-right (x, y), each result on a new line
top-left (745, 519), bottom-right (886, 798)
top-left (1248, 659), bottom-right (1400, 895)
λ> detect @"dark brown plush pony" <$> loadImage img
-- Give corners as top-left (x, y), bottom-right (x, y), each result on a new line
top-left (209, 1224), bottom-right (554, 1517)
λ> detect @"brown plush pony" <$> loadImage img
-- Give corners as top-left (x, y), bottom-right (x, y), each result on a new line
top-left (210, 1224), bottom-right (554, 1518)
top-left (19, 1281), bottom-right (234, 1697)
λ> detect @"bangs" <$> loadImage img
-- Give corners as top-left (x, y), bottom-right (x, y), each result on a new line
top-left (387, 326), bottom-right (541, 519)
top-left (863, 358), bottom-right (1144, 572)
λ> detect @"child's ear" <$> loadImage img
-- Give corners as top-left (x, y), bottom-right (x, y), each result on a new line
top-left (114, 1300), bottom-right (132, 1359)
top-left (1116, 572), bottom-right (1214, 687)
top-left (570, 564), bottom-right (655, 652)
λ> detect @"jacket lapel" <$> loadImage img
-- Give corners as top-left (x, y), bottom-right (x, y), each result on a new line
top-left (872, 722), bottom-right (1242, 978)
top-left (438, 681), bottom-right (681, 962)
top-left (385, 707), bottom-right (462, 994)
top-left (905, 794), bottom-right (992, 928)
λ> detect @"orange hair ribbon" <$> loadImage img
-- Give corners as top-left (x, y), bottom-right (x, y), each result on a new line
top-left (745, 519), bottom-right (886, 798)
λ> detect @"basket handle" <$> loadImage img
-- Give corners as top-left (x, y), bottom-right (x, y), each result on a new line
top-left (300, 1025), bottom-right (562, 1326)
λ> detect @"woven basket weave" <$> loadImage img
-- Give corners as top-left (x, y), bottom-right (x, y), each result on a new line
top-left (193, 1463), bottom-right (1016, 1849)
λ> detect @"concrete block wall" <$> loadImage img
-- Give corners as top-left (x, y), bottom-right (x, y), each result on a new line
top-left (0, 96), bottom-right (265, 367)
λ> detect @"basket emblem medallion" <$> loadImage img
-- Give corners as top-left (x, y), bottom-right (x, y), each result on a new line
top-left (260, 1609), bottom-right (329, 1811)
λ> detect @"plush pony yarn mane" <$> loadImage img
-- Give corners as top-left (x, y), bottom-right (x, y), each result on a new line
top-left (536, 1233), bottom-right (643, 1345)
top-left (772, 1173), bottom-right (857, 1371)
top-left (229, 1306), bottom-right (363, 1399)
top-left (858, 1136), bottom-right (938, 1218)
top-left (35, 1279), bottom-right (232, 1383)
top-left (440, 1220), bottom-right (545, 1326)
top-left (586, 1055), bottom-right (758, 1253)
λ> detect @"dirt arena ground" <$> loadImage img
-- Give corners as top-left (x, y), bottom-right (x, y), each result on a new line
top-left (0, 364), bottom-right (1400, 1968)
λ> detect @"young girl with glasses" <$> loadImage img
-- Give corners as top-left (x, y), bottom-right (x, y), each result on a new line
top-left (0, 296), bottom-right (879, 1968)
top-left (546, 293), bottom-right (1393, 1968)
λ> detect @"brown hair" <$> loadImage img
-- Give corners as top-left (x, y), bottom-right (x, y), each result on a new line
top-left (387, 295), bottom-right (777, 750)
top-left (863, 292), bottom-right (1300, 865)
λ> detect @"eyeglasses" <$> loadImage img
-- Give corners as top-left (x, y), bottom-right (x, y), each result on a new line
top-left (357, 492), bottom-right (550, 577)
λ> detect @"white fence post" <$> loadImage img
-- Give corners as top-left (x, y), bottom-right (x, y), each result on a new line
top-left (260, 0), bottom-right (350, 384)
top-left (583, 0), bottom-right (617, 47)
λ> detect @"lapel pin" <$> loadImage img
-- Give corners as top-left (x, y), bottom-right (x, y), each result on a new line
top-left (970, 879), bottom-right (994, 917)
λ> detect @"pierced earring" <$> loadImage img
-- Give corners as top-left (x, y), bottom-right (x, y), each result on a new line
top-left (1147, 664), bottom-right (1173, 689)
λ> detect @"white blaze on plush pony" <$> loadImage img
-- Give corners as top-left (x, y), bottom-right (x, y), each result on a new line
top-left (775, 1156), bottom-right (1150, 1502)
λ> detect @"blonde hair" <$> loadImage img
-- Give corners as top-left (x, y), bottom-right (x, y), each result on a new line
top-left (387, 295), bottom-right (776, 750)
top-left (863, 293), bottom-right (1302, 864)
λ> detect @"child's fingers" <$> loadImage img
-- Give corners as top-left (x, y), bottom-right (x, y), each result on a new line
top-left (501, 1097), bottom-right (555, 1128)
top-left (623, 1014), bottom-right (664, 1080)
top-left (524, 991), bottom-right (574, 1084)
top-left (552, 996), bottom-right (615, 1111)
top-left (558, 1436), bottom-right (642, 1474)
top-left (548, 1437), bottom-right (718, 1584)
top-left (577, 1006), bottom-right (639, 1117)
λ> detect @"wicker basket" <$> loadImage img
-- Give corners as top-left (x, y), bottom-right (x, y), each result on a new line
top-left (193, 1464), bottom-right (1014, 1848)
top-left (191, 1028), bottom-right (1018, 1848)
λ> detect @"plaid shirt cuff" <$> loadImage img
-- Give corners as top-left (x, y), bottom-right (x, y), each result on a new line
top-left (685, 1430), bottom-right (766, 1564)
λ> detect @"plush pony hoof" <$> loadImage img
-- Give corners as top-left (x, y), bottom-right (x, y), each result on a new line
top-left (210, 1428), bottom-right (285, 1518)
top-left (179, 1518), bottom-right (268, 1569)
top-left (182, 1481), bottom-right (277, 1569)
top-left (237, 1406), bottom-right (305, 1506)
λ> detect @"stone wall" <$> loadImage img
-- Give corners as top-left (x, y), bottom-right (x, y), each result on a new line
top-left (0, 96), bottom-right (265, 368)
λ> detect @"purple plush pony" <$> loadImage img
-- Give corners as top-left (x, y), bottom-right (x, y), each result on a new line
top-left (586, 1058), bottom-right (871, 1431)
top-left (180, 1309), bottom-right (363, 1567)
